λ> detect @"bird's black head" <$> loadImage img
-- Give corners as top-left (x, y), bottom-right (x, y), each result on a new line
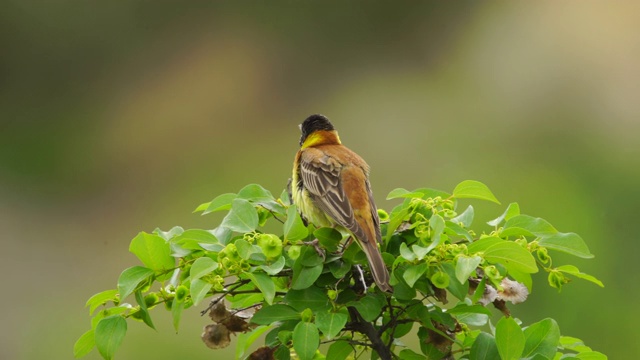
top-left (299, 114), bottom-right (334, 146)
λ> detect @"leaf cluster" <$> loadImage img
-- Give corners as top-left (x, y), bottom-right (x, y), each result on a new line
top-left (75, 181), bottom-right (606, 360)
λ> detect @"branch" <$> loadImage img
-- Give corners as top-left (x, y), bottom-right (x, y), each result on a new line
top-left (347, 306), bottom-right (392, 360)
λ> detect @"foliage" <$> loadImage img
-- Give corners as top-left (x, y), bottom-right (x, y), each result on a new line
top-left (75, 181), bottom-right (606, 360)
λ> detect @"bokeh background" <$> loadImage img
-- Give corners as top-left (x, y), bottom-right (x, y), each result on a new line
top-left (2, 2), bottom-right (638, 359)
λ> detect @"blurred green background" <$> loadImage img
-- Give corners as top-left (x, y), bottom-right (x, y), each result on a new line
top-left (1, 2), bottom-right (638, 359)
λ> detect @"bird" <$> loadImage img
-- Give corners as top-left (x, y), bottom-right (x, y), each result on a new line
top-left (291, 114), bottom-right (392, 292)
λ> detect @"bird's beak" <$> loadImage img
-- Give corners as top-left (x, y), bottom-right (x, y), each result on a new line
top-left (298, 124), bottom-right (302, 130)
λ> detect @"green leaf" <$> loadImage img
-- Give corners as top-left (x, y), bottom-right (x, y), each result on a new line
top-left (95, 315), bottom-right (127, 360)
top-left (484, 240), bottom-right (538, 274)
top-left (171, 296), bottom-right (185, 332)
top-left (386, 188), bottom-right (424, 200)
top-left (399, 349), bottom-right (427, 359)
top-left (86, 289), bottom-right (119, 315)
top-left (190, 279), bottom-right (212, 306)
top-left (403, 263), bottom-right (428, 288)
top-left (134, 290), bottom-right (155, 330)
top-left (314, 227), bottom-right (342, 253)
top-left (252, 304), bottom-right (301, 325)
top-left (349, 295), bottom-right (384, 322)
top-left (298, 246), bottom-right (324, 267)
top-left (453, 180), bottom-right (500, 204)
top-left (235, 238), bottom-right (257, 259)
top-left (503, 215), bottom-right (557, 236)
top-left (448, 303), bottom-right (492, 316)
top-left (129, 232), bottom-right (175, 272)
top-left (221, 198), bottom-right (259, 233)
top-left (467, 236), bottom-right (504, 253)
top-left (284, 205), bottom-right (309, 241)
top-left (315, 310), bottom-right (348, 340)
top-left (285, 286), bottom-right (329, 312)
top-left (190, 257), bottom-right (218, 280)
top-left (238, 184), bottom-right (285, 213)
top-left (154, 226), bottom-right (184, 241)
top-left (399, 242), bottom-right (416, 261)
top-left (326, 340), bottom-right (353, 360)
top-left (246, 272), bottom-right (276, 305)
top-left (522, 318), bottom-right (560, 359)
top-left (386, 202), bottom-right (411, 238)
top-left (238, 184), bottom-right (275, 202)
top-left (487, 203), bottom-right (520, 227)
top-left (117, 266), bottom-right (154, 301)
top-left (291, 247), bottom-right (324, 290)
top-left (423, 214), bottom-right (445, 254)
top-left (445, 221), bottom-right (474, 242)
top-left (199, 193), bottom-right (237, 214)
top-left (495, 316), bottom-right (525, 360)
top-left (261, 256), bottom-right (286, 275)
top-left (556, 265), bottom-right (603, 287)
top-left (469, 332), bottom-right (499, 360)
top-left (73, 329), bottom-right (95, 358)
top-left (292, 322), bottom-right (319, 360)
top-left (442, 262), bottom-right (468, 300)
top-left (414, 187), bottom-right (452, 199)
top-left (539, 233), bottom-right (594, 259)
top-left (236, 325), bottom-right (274, 359)
top-left (576, 351), bottom-right (608, 360)
top-left (456, 255), bottom-right (482, 284)
top-left (173, 229), bottom-right (218, 244)
top-left (412, 245), bottom-right (430, 260)
top-left (451, 205), bottom-right (474, 228)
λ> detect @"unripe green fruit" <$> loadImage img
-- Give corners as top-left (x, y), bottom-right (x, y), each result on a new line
top-left (144, 293), bottom-right (159, 308)
top-left (175, 285), bottom-right (188, 301)
top-left (257, 234), bottom-right (283, 259)
top-left (431, 271), bottom-right (450, 289)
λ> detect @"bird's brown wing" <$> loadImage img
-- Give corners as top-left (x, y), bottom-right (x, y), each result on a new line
top-left (365, 178), bottom-right (382, 245)
top-left (299, 149), bottom-right (367, 241)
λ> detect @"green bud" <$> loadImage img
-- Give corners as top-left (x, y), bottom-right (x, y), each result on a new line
top-left (548, 270), bottom-right (568, 291)
top-left (240, 261), bottom-right (251, 272)
top-left (327, 289), bottom-right (338, 301)
top-left (484, 265), bottom-right (501, 281)
top-left (514, 238), bottom-right (528, 247)
top-left (223, 243), bottom-right (241, 261)
top-left (278, 330), bottom-right (292, 345)
top-left (257, 234), bottom-right (283, 259)
top-left (300, 308), bottom-right (314, 322)
top-left (537, 247), bottom-right (550, 264)
top-left (430, 271), bottom-right (450, 289)
top-left (377, 209), bottom-right (390, 222)
top-left (442, 209), bottom-right (457, 218)
top-left (414, 223), bottom-right (430, 239)
top-left (288, 245), bottom-right (302, 260)
top-left (443, 200), bottom-right (455, 211)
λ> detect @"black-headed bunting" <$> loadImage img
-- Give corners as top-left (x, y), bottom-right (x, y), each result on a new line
top-left (291, 114), bottom-right (392, 292)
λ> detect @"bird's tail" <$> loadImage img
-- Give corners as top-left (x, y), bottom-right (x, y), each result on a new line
top-left (359, 238), bottom-right (393, 293)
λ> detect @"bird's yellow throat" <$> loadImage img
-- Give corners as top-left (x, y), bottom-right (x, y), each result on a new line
top-left (300, 130), bottom-right (342, 149)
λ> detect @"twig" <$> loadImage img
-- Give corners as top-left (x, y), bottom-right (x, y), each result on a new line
top-left (259, 205), bottom-right (284, 224)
